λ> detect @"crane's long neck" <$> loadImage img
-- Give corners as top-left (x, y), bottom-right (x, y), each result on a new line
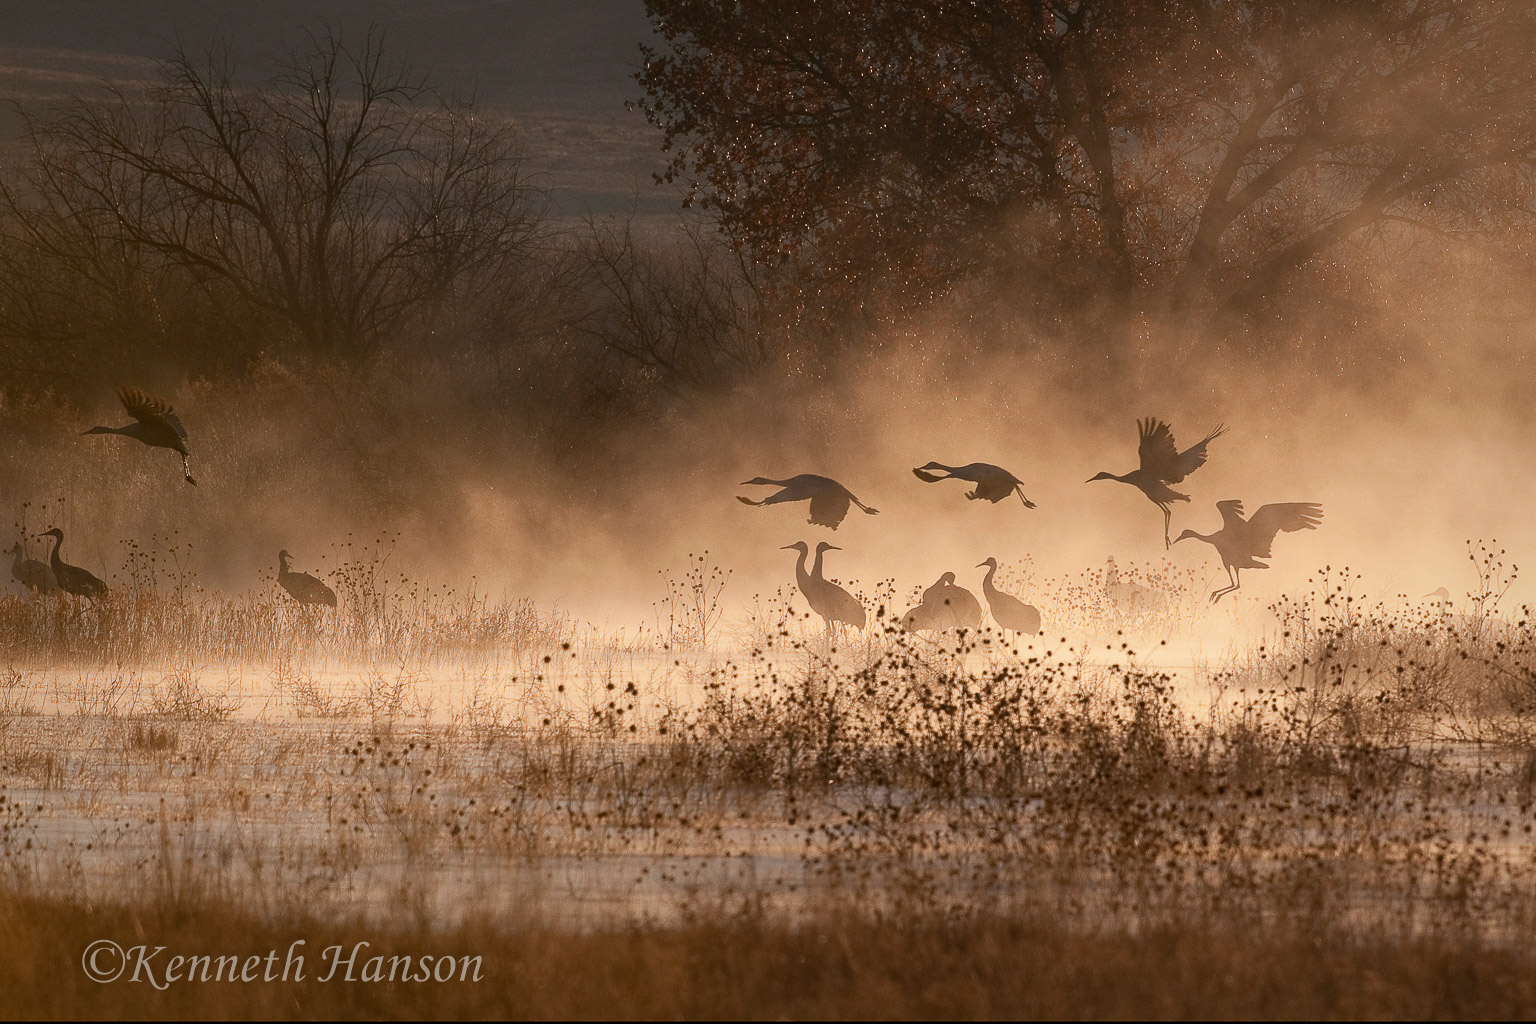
top-left (982, 563), bottom-right (997, 596)
top-left (792, 548), bottom-right (811, 590)
top-left (278, 554), bottom-right (292, 579)
top-left (47, 534), bottom-right (62, 569)
top-left (811, 547), bottom-right (826, 580)
top-left (9, 546), bottom-right (22, 573)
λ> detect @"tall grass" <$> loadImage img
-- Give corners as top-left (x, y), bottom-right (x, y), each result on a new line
top-left (1, 552), bottom-right (1534, 1017)
top-left (0, 537), bottom-right (575, 665)
top-left (8, 896), bottom-right (1536, 1019)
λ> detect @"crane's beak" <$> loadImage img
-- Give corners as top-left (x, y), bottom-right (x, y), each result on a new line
top-left (779, 544), bottom-right (798, 550)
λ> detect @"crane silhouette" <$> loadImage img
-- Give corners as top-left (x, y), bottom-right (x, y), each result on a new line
top-left (1089, 418), bottom-right (1225, 548)
top-left (1174, 500), bottom-right (1323, 603)
top-left (903, 572), bottom-right (984, 631)
top-left (782, 541), bottom-right (866, 631)
top-left (1423, 587), bottom-right (1515, 639)
top-left (921, 571), bottom-right (959, 605)
top-left (977, 557), bottom-right (1041, 635)
top-left (84, 386), bottom-right (197, 485)
top-left (1103, 556), bottom-right (1167, 618)
top-left (8, 541), bottom-right (56, 596)
top-left (37, 528), bottom-right (107, 602)
top-left (738, 474), bottom-right (878, 529)
top-left (912, 462), bottom-right (1036, 508)
top-left (277, 550), bottom-right (337, 607)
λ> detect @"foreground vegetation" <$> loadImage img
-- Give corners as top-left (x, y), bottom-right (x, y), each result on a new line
top-left (9, 898), bottom-right (1536, 1020)
top-left (1, 543), bottom-right (1534, 1016)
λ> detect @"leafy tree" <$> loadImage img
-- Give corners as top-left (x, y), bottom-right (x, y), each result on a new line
top-left (638, 1), bottom-right (1536, 331)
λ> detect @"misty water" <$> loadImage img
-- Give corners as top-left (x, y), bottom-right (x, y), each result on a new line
top-left (3, 571), bottom-right (1530, 934)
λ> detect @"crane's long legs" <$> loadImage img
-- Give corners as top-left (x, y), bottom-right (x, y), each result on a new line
top-left (1210, 567), bottom-right (1241, 604)
top-left (182, 454), bottom-right (197, 486)
top-left (1162, 506), bottom-right (1173, 549)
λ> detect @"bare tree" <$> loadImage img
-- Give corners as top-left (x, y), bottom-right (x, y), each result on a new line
top-left (0, 27), bottom-right (543, 368)
top-left (573, 215), bottom-right (768, 394)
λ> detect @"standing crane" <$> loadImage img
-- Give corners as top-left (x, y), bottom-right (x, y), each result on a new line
top-left (782, 541), bottom-right (866, 631)
top-left (1174, 500), bottom-right (1323, 603)
top-left (83, 386), bottom-right (197, 485)
top-left (1104, 556), bottom-right (1167, 618)
top-left (1423, 587), bottom-right (1515, 640)
top-left (921, 571), bottom-right (959, 606)
top-left (37, 528), bottom-right (108, 602)
top-left (8, 541), bottom-right (56, 596)
top-left (903, 572), bottom-right (984, 631)
top-left (277, 550), bottom-right (337, 607)
top-left (1089, 418), bottom-right (1225, 548)
top-left (912, 462), bottom-right (1036, 508)
top-left (738, 474), bottom-right (878, 530)
top-left (977, 557), bottom-right (1042, 635)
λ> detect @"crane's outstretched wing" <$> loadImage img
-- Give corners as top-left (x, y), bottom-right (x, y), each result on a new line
top-left (1137, 419), bottom-right (1183, 481)
top-left (970, 466), bottom-right (1021, 502)
top-left (117, 386), bottom-right (188, 439)
top-left (1216, 500), bottom-right (1246, 531)
top-left (1244, 503), bottom-right (1323, 558)
top-left (807, 491), bottom-right (851, 529)
top-left (1172, 424), bottom-right (1225, 482)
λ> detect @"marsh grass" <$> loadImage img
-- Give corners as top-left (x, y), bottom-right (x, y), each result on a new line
top-left (0, 545), bottom-right (576, 666)
top-left (10, 897), bottom-right (1536, 1019)
top-left (1, 547), bottom-right (1535, 1016)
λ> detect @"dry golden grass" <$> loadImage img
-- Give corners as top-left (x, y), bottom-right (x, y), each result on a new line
top-left (6, 896), bottom-right (1536, 1020)
top-left (1, 540), bottom-right (1534, 1019)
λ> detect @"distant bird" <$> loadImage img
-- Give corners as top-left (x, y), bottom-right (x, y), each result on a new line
top-left (277, 550), bottom-right (337, 607)
top-left (782, 541), bottom-right (866, 631)
top-left (913, 462), bottom-right (1036, 508)
top-left (977, 557), bottom-right (1041, 635)
top-left (1423, 587), bottom-right (1516, 639)
top-left (738, 474), bottom-right (878, 530)
top-left (37, 528), bottom-right (107, 602)
top-left (1104, 556), bottom-right (1167, 618)
top-left (903, 572), bottom-right (983, 631)
top-left (1174, 500), bottom-right (1323, 603)
top-left (84, 386), bottom-right (197, 485)
top-left (1424, 587), bottom-right (1474, 629)
top-left (1089, 418), bottom-right (1224, 548)
top-left (8, 541), bottom-right (56, 596)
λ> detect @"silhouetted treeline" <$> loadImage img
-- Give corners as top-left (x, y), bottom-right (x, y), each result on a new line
top-left (639, 0), bottom-right (1536, 339)
top-left (0, 29), bottom-right (767, 446)
top-left (5, 7), bottom-right (1536, 450)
